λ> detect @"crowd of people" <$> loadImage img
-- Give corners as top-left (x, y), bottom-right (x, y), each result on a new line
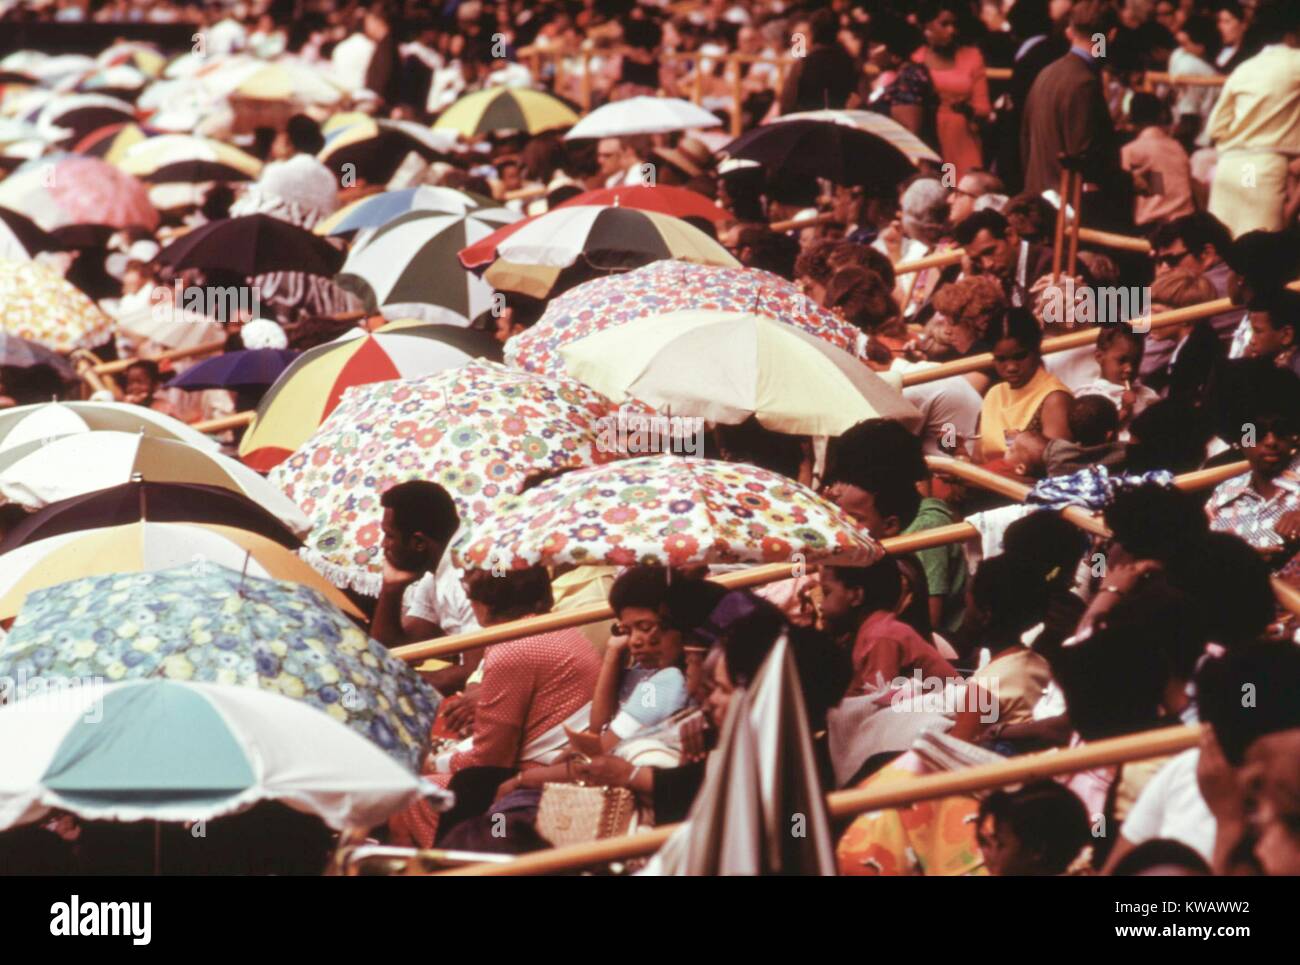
top-left (0, 0), bottom-right (1299, 876)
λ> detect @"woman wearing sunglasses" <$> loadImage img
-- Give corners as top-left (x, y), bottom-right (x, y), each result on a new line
top-left (977, 306), bottom-right (1074, 461)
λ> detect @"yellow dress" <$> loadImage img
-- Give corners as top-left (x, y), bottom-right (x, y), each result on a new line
top-left (978, 365), bottom-right (1071, 461)
top-left (1206, 44), bottom-right (1300, 238)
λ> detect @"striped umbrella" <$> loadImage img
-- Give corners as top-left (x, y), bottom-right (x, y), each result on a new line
top-left (0, 155), bottom-right (157, 232)
top-left (336, 207), bottom-right (519, 325)
top-left (317, 113), bottom-right (458, 184)
top-left (458, 185), bottom-right (725, 269)
top-left (116, 133), bottom-right (262, 183)
top-left (96, 42), bottom-right (167, 78)
top-left (72, 120), bottom-right (154, 163)
top-left (270, 361), bottom-right (622, 595)
top-left (0, 401), bottom-right (220, 454)
top-left (0, 206), bottom-right (61, 262)
top-left (239, 322), bottom-right (502, 472)
top-left (483, 205), bottom-right (739, 300)
top-left (433, 87), bottom-right (579, 137)
top-left (508, 261), bottom-right (870, 378)
top-left (0, 258), bottom-right (114, 351)
top-left (198, 57), bottom-right (346, 106)
top-left (316, 185), bottom-right (502, 236)
top-left (0, 520), bottom-right (363, 620)
top-left (0, 679), bottom-right (438, 830)
top-left (770, 110), bottom-right (943, 167)
top-left (31, 93), bottom-right (136, 146)
top-left (0, 430), bottom-right (310, 535)
top-left (0, 564), bottom-right (439, 772)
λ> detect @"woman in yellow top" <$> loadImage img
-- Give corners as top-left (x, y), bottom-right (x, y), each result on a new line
top-left (1206, 5), bottom-right (1300, 238)
top-left (977, 307), bottom-right (1072, 462)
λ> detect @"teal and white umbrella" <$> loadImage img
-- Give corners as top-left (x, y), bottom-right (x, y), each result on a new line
top-left (0, 679), bottom-right (449, 830)
top-left (336, 208), bottom-right (519, 326)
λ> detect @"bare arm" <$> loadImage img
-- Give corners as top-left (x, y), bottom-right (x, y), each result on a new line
top-left (1039, 389), bottom-right (1073, 441)
top-left (588, 636), bottom-right (629, 733)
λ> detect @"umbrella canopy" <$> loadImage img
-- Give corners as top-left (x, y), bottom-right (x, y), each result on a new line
top-left (239, 322), bottom-right (502, 472)
top-left (74, 64), bottom-right (151, 99)
top-left (560, 310), bottom-right (921, 436)
top-left (0, 401), bottom-right (220, 454)
top-left (97, 43), bottom-right (167, 78)
top-left (116, 133), bottom-right (262, 182)
top-left (450, 454), bottom-right (883, 571)
top-left (722, 118), bottom-right (915, 188)
top-left (0, 258), bottom-right (113, 352)
top-left (271, 361), bottom-right (622, 594)
top-left (0, 520), bottom-right (362, 621)
top-left (0, 430), bottom-right (310, 535)
top-left (0, 332), bottom-right (74, 378)
top-left (115, 299), bottom-right (224, 351)
top-left (167, 348), bottom-right (299, 392)
top-left (483, 205), bottom-right (739, 300)
top-left (0, 679), bottom-right (439, 830)
top-left (199, 57), bottom-right (346, 106)
top-left (565, 96), bottom-right (720, 140)
top-left (33, 93), bottom-right (135, 145)
top-left (0, 154), bottom-right (157, 232)
top-left (504, 260), bottom-right (867, 377)
top-left (0, 480), bottom-right (302, 554)
top-left (0, 206), bottom-right (62, 261)
top-left (316, 185), bottom-right (501, 236)
top-left (772, 109), bottom-right (943, 168)
top-left (457, 186), bottom-right (726, 270)
top-left (433, 87), bottom-right (579, 137)
top-left (70, 120), bottom-right (153, 162)
top-left (156, 213), bottom-right (345, 277)
top-left (318, 114), bottom-right (458, 183)
top-left (0, 564), bottom-right (438, 770)
top-left (336, 208), bottom-right (519, 325)
top-left (648, 636), bottom-right (837, 875)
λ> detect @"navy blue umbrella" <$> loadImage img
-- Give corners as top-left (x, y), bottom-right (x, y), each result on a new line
top-left (167, 349), bottom-right (299, 392)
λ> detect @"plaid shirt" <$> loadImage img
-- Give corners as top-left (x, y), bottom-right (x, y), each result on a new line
top-left (1207, 456), bottom-right (1300, 551)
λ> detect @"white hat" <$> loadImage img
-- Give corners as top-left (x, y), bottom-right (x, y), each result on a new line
top-left (241, 318), bottom-right (288, 350)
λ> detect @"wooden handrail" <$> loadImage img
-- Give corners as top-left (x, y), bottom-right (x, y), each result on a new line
top-left (770, 212), bottom-right (839, 233)
top-left (193, 410), bottom-right (256, 434)
top-left (433, 722), bottom-right (1203, 876)
top-left (893, 230), bottom-right (1150, 279)
top-left (93, 340), bottom-right (228, 376)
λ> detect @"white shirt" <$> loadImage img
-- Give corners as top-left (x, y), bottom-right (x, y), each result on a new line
top-left (1119, 748), bottom-right (1216, 862)
top-left (896, 361), bottom-right (983, 456)
top-left (1043, 344), bottom-right (1101, 391)
top-left (403, 554), bottom-right (481, 637)
top-left (1229, 313), bottom-right (1252, 359)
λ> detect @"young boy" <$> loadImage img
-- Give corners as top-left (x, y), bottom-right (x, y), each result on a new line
top-left (1073, 324), bottom-right (1161, 438)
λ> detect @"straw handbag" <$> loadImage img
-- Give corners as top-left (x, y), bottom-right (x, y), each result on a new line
top-left (536, 783), bottom-right (637, 847)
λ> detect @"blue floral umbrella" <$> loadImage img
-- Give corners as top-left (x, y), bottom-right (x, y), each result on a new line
top-left (0, 564), bottom-right (439, 771)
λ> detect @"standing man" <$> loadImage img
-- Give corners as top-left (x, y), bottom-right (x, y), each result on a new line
top-left (369, 480), bottom-right (482, 694)
top-left (1020, 0), bottom-right (1125, 214)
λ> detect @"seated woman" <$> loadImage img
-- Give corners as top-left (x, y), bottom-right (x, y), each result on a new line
top-left (977, 306), bottom-right (1073, 462)
top-left (388, 566), bottom-right (601, 848)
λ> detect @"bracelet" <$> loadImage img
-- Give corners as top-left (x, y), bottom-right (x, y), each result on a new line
top-left (628, 766), bottom-right (644, 788)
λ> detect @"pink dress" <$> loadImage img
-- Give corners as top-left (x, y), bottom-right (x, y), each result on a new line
top-left (912, 46), bottom-right (989, 181)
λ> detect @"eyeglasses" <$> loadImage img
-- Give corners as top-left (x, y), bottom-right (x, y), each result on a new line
top-left (1152, 250), bottom-right (1188, 268)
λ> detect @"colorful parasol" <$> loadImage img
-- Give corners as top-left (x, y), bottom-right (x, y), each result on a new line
top-left (0, 258), bottom-right (114, 351)
top-left (450, 454), bottom-right (884, 571)
top-left (269, 361), bottom-right (623, 594)
top-left (0, 565), bottom-right (438, 771)
top-left (316, 185), bottom-right (501, 236)
top-left (239, 322), bottom-right (502, 472)
top-left (503, 260), bottom-right (868, 377)
top-left (0, 154), bottom-right (158, 232)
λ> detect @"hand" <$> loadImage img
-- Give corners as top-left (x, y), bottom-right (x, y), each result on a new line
top-left (1274, 510), bottom-right (1300, 544)
top-left (1101, 558), bottom-right (1163, 596)
top-left (443, 686), bottom-right (478, 734)
top-left (679, 713), bottom-right (710, 762)
top-left (564, 726), bottom-right (606, 759)
top-left (493, 777), bottom-right (521, 802)
top-left (381, 558), bottom-right (423, 587)
top-left (571, 755), bottom-right (633, 787)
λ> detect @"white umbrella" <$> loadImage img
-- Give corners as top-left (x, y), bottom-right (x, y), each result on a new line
top-left (0, 679), bottom-right (448, 831)
top-left (565, 96), bottom-right (720, 140)
top-left (0, 401), bottom-right (221, 454)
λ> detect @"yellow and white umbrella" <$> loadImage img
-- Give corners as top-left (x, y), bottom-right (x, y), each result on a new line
top-left (559, 310), bottom-right (921, 436)
top-left (0, 520), bottom-right (362, 620)
top-left (0, 401), bottom-right (220, 454)
top-left (116, 133), bottom-right (262, 182)
top-left (433, 87), bottom-right (578, 137)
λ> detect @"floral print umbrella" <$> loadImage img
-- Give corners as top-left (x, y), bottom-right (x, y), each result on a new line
top-left (450, 455), bottom-right (883, 572)
top-left (503, 260), bottom-right (868, 378)
top-left (0, 258), bottom-right (114, 352)
top-left (0, 565), bottom-right (439, 771)
top-left (271, 361), bottom-right (624, 596)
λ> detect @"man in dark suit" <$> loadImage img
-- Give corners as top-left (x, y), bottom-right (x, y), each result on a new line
top-left (779, 8), bottom-right (858, 114)
top-left (952, 209), bottom-right (1053, 309)
top-left (1020, 0), bottom-right (1126, 207)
